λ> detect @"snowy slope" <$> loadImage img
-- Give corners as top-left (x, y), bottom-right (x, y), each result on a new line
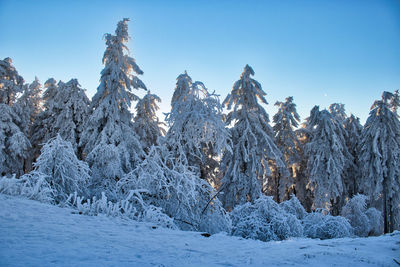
top-left (0, 194), bottom-right (399, 267)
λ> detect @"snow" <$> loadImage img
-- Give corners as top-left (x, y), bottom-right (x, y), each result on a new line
top-left (1, 194), bottom-right (399, 266)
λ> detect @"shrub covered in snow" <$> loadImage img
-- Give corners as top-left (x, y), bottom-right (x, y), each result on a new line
top-left (340, 194), bottom-right (383, 237)
top-left (65, 190), bottom-right (177, 229)
top-left (280, 195), bottom-right (307, 220)
top-left (365, 207), bottom-right (383, 236)
top-left (33, 135), bottom-right (90, 203)
top-left (230, 196), bottom-right (303, 242)
top-left (117, 145), bottom-right (231, 234)
top-left (302, 212), bottom-right (353, 239)
top-left (0, 172), bottom-right (54, 203)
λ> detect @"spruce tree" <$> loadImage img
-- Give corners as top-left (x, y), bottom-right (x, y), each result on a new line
top-left (80, 18), bottom-right (146, 197)
top-left (220, 65), bottom-right (286, 209)
top-left (358, 91), bottom-right (400, 232)
top-left (343, 114), bottom-right (363, 198)
top-left (273, 96), bottom-right (300, 200)
top-left (52, 79), bottom-right (90, 156)
top-left (0, 58), bottom-right (30, 177)
top-left (165, 72), bottom-right (230, 186)
top-left (30, 78), bottom-right (60, 158)
top-left (132, 91), bottom-right (166, 153)
top-left (0, 57), bottom-right (24, 105)
top-left (305, 106), bottom-right (352, 213)
top-left (14, 77), bottom-right (42, 137)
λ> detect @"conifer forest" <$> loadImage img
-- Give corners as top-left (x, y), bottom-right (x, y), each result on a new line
top-left (1, 18), bottom-right (400, 245)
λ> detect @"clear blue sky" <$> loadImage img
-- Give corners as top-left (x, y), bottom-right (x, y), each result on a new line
top-left (1, 0), bottom-right (399, 123)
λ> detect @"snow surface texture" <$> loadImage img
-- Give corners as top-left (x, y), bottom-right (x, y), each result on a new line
top-left (1, 194), bottom-right (399, 266)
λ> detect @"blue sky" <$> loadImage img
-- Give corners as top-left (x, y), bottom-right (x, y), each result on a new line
top-left (1, 0), bottom-right (399, 123)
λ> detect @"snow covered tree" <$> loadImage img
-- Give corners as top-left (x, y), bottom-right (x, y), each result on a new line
top-left (358, 91), bottom-right (400, 233)
top-left (0, 57), bottom-right (24, 105)
top-left (50, 79), bottom-right (90, 156)
top-left (329, 103), bottom-right (347, 124)
top-left (272, 96), bottom-right (300, 200)
top-left (341, 194), bottom-right (383, 236)
top-left (117, 144), bottom-right (231, 234)
top-left (80, 18), bottom-right (146, 197)
top-left (0, 58), bottom-right (30, 177)
top-left (342, 114), bottom-right (363, 198)
top-left (30, 78), bottom-right (60, 158)
top-left (165, 72), bottom-right (230, 185)
top-left (13, 78), bottom-right (44, 171)
top-left (14, 77), bottom-right (42, 136)
top-left (33, 135), bottom-right (91, 203)
top-left (0, 104), bottom-right (31, 177)
top-left (305, 106), bottom-right (352, 213)
top-left (220, 65), bottom-right (286, 210)
top-left (132, 91), bottom-right (165, 153)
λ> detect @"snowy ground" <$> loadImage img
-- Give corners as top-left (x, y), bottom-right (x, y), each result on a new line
top-left (0, 194), bottom-right (399, 267)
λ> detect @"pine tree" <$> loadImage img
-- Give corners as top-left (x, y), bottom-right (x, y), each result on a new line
top-left (165, 72), bottom-right (230, 186)
top-left (132, 91), bottom-right (166, 153)
top-left (80, 18), bottom-right (146, 197)
top-left (292, 115), bottom-right (316, 212)
top-left (342, 114), bottom-right (363, 198)
top-left (0, 57), bottom-right (24, 105)
top-left (30, 78), bottom-right (60, 158)
top-left (305, 106), bottom-right (352, 213)
top-left (52, 79), bottom-right (90, 156)
top-left (273, 96), bottom-right (300, 200)
top-left (358, 91), bottom-right (400, 233)
top-left (14, 77), bottom-right (42, 137)
top-left (0, 104), bottom-right (31, 177)
top-left (220, 65), bottom-right (286, 210)
top-left (329, 103), bottom-right (347, 124)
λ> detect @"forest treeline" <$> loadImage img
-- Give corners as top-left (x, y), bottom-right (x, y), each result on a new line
top-left (0, 19), bottom-right (399, 239)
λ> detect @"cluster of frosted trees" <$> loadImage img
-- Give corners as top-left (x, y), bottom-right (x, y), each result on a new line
top-left (1, 19), bottom-right (399, 238)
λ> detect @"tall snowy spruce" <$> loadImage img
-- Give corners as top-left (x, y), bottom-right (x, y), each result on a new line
top-left (80, 18), bottom-right (146, 197)
top-left (329, 103), bottom-right (347, 124)
top-left (220, 65), bottom-right (286, 210)
top-left (165, 72), bottom-right (230, 185)
top-left (30, 78), bottom-right (60, 160)
top-left (0, 57), bottom-right (24, 105)
top-left (358, 91), bottom-right (400, 233)
top-left (342, 114), bottom-right (363, 198)
top-left (0, 58), bottom-right (30, 177)
top-left (272, 96), bottom-right (300, 201)
top-left (305, 106), bottom-right (352, 213)
top-left (51, 79), bottom-right (90, 156)
top-left (14, 77), bottom-right (43, 135)
top-left (132, 91), bottom-right (165, 153)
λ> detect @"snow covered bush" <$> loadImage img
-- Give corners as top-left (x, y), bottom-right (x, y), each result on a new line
top-left (365, 207), bottom-right (383, 236)
top-left (117, 144), bottom-right (231, 234)
top-left (341, 194), bottom-right (382, 236)
top-left (33, 135), bottom-right (90, 203)
top-left (280, 195), bottom-right (307, 220)
top-left (0, 172), bottom-right (54, 203)
top-left (230, 196), bottom-right (303, 242)
top-left (302, 212), bottom-right (353, 239)
top-left (65, 191), bottom-right (177, 229)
